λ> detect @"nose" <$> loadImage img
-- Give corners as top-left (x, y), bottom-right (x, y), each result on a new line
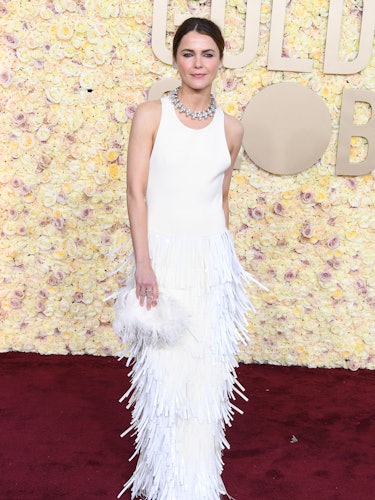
top-left (194, 55), bottom-right (203, 68)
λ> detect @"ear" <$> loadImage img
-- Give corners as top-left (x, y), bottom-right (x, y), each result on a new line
top-left (172, 59), bottom-right (177, 69)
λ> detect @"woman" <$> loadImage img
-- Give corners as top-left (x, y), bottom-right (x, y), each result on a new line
top-left (115, 17), bottom-right (266, 500)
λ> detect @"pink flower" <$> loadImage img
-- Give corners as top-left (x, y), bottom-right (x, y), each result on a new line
top-left (318, 270), bottom-right (332, 282)
top-left (348, 360), bottom-right (361, 371)
top-left (0, 2), bottom-right (9, 16)
top-left (54, 217), bottom-right (66, 230)
top-left (300, 191), bottom-right (315, 203)
top-left (48, 275), bottom-right (58, 286)
top-left (327, 217), bottom-right (336, 226)
top-left (355, 279), bottom-right (367, 295)
top-left (35, 300), bottom-right (46, 313)
top-left (126, 104), bottom-right (137, 119)
top-left (257, 196), bottom-right (267, 204)
top-left (48, 269), bottom-right (65, 285)
top-left (252, 249), bottom-right (264, 261)
top-left (19, 185), bottom-right (31, 196)
top-left (3, 33), bottom-right (19, 48)
top-left (273, 202), bottom-right (284, 216)
top-left (301, 222), bottom-right (314, 238)
top-left (346, 178), bottom-right (357, 190)
top-left (327, 257), bottom-right (340, 269)
top-left (267, 268), bottom-right (277, 279)
top-left (54, 270), bottom-right (65, 282)
top-left (284, 268), bottom-right (299, 282)
top-left (13, 112), bottom-right (26, 125)
top-left (101, 234), bottom-right (111, 245)
top-left (248, 207), bottom-right (264, 220)
top-left (11, 179), bottom-right (22, 190)
top-left (327, 235), bottom-right (340, 249)
top-left (34, 59), bottom-right (44, 69)
top-left (74, 292), bottom-right (83, 302)
top-left (9, 208), bottom-right (19, 219)
top-left (65, 133), bottom-right (75, 143)
top-left (57, 191), bottom-right (68, 204)
top-left (10, 298), bottom-right (22, 308)
top-left (223, 79), bottom-right (236, 92)
top-left (78, 207), bottom-right (92, 220)
top-left (0, 68), bottom-right (13, 87)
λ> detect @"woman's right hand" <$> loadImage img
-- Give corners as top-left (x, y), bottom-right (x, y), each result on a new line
top-left (135, 262), bottom-right (159, 310)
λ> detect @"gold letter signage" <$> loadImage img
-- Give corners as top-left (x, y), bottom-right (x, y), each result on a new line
top-left (150, 0), bottom-right (375, 175)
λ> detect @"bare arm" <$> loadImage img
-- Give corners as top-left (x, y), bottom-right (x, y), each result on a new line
top-left (223, 114), bottom-right (244, 227)
top-left (126, 101), bottom-right (161, 308)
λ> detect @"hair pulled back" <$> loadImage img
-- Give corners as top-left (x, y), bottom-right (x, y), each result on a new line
top-left (172, 17), bottom-right (224, 60)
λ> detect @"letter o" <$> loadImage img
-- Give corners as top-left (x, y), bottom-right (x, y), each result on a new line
top-left (242, 82), bottom-right (332, 175)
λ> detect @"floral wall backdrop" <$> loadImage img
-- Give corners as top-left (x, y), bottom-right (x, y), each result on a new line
top-left (0, 0), bottom-right (374, 369)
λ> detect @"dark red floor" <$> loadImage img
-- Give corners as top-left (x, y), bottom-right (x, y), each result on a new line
top-left (1, 352), bottom-right (375, 499)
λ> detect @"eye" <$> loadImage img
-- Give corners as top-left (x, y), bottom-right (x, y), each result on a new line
top-left (182, 52), bottom-right (193, 57)
top-left (204, 53), bottom-right (214, 58)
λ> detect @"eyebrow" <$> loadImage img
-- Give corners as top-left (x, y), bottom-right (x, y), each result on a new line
top-left (180, 48), bottom-right (216, 53)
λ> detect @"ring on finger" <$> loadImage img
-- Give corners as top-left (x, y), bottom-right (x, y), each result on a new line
top-left (145, 290), bottom-right (153, 295)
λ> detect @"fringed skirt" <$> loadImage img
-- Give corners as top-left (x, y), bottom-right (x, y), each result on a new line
top-left (115, 229), bottom-right (265, 500)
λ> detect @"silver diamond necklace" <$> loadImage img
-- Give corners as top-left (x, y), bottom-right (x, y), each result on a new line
top-left (169, 87), bottom-right (216, 120)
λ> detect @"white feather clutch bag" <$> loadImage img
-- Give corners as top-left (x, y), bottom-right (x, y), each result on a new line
top-left (113, 287), bottom-right (189, 348)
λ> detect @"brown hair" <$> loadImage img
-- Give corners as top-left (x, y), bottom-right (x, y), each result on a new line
top-left (172, 17), bottom-right (224, 60)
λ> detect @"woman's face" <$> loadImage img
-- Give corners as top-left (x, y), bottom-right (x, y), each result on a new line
top-left (174, 31), bottom-right (222, 91)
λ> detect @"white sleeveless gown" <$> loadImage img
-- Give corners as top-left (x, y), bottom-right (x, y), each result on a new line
top-left (116, 97), bottom-right (265, 500)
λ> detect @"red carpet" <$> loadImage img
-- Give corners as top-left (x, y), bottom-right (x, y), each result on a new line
top-left (1, 352), bottom-right (374, 500)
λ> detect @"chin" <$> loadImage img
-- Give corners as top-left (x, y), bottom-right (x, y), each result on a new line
top-left (188, 80), bottom-right (213, 91)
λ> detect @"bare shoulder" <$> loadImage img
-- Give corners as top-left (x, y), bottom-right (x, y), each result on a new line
top-left (131, 101), bottom-right (161, 140)
top-left (224, 113), bottom-right (244, 152)
top-left (132, 100), bottom-right (162, 134)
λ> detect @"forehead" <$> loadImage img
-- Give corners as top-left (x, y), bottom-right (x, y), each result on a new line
top-left (177, 31), bottom-right (219, 52)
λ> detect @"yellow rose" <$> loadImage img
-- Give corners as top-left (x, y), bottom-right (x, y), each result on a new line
top-left (37, 188), bottom-right (57, 207)
top-left (97, 39), bottom-right (113, 55)
top-left (79, 71), bottom-right (95, 90)
top-left (86, 29), bottom-right (100, 44)
top-left (63, 45), bottom-right (75, 58)
top-left (37, 236), bottom-right (52, 251)
top-left (39, 6), bottom-right (53, 19)
top-left (19, 133), bottom-right (35, 150)
top-left (16, 47), bottom-right (31, 63)
top-left (45, 87), bottom-right (62, 104)
top-left (36, 126), bottom-right (51, 142)
top-left (108, 164), bottom-right (120, 179)
top-left (57, 23), bottom-right (74, 41)
top-left (66, 239), bottom-right (78, 258)
top-left (67, 111), bottom-right (84, 132)
top-left (101, 190), bottom-right (114, 204)
top-left (105, 149), bottom-right (120, 162)
top-left (77, 129), bottom-right (92, 143)
top-left (2, 221), bottom-right (17, 236)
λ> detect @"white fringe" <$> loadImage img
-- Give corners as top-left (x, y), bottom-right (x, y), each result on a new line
top-left (113, 286), bottom-right (191, 349)
top-left (115, 229), bottom-right (267, 500)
